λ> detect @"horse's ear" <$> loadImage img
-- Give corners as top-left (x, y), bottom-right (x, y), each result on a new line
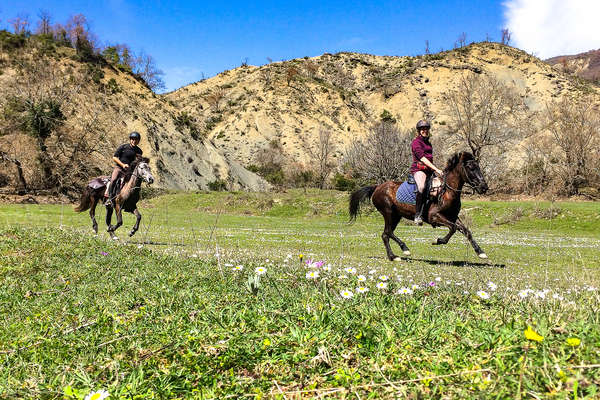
top-left (142, 157), bottom-right (150, 163)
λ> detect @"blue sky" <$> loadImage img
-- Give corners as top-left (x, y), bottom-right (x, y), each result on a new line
top-left (2, 1), bottom-right (597, 92)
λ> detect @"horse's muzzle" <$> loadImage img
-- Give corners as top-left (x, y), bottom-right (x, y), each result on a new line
top-left (147, 177), bottom-right (154, 184)
top-left (476, 183), bottom-right (488, 194)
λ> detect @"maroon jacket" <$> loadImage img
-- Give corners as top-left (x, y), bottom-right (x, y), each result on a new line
top-left (410, 135), bottom-right (433, 174)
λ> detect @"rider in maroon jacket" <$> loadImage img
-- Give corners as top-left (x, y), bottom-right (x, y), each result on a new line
top-left (410, 120), bottom-right (443, 225)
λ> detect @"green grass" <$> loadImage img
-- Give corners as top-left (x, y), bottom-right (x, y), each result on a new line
top-left (0, 190), bottom-right (599, 399)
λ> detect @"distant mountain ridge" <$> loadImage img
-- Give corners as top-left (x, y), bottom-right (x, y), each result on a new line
top-left (167, 42), bottom-right (600, 167)
top-left (546, 49), bottom-right (600, 83)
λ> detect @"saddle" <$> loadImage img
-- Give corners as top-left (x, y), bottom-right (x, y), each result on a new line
top-left (407, 174), bottom-right (443, 198)
top-left (397, 174), bottom-right (443, 205)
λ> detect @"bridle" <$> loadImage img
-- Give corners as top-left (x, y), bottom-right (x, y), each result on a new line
top-left (443, 162), bottom-right (481, 193)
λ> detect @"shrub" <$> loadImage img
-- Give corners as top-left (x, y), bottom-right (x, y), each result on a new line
top-left (208, 179), bottom-right (227, 191)
top-left (333, 173), bottom-right (357, 191)
top-left (106, 78), bottom-right (121, 94)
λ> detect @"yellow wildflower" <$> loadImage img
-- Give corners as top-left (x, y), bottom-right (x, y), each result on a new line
top-left (263, 338), bottom-right (271, 346)
top-left (566, 337), bottom-right (581, 346)
top-left (524, 326), bottom-right (544, 342)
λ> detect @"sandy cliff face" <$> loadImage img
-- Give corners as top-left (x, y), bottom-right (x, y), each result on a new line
top-left (167, 42), bottom-right (600, 167)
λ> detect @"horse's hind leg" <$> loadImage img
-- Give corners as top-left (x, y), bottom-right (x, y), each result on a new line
top-left (129, 209), bottom-right (141, 237)
top-left (382, 213), bottom-right (407, 261)
top-left (388, 216), bottom-right (411, 256)
top-left (89, 197), bottom-right (98, 234)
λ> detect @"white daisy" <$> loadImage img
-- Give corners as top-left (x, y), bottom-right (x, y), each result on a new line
top-left (340, 289), bottom-right (354, 299)
top-left (487, 281), bottom-right (497, 291)
top-left (356, 286), bottom-right (369, 294)
top-left (376, 282), bottom-right (388, 290)
top-left (379, 275), bottom-right (389, 281)
top-left (477, 290), bottom-right (490, 299)
top-left (255, 266), bottom-right (267, 275)
top-left (84, 390), bottom-right (110, 400)
top-left (344, 267), bottom-right (357, 274)
top-left (306, 270), bottom-right (319, 280)
top-left (398, 287), bottom-right (413, 295)
top-left (357, 275), bottom-right (367, 282)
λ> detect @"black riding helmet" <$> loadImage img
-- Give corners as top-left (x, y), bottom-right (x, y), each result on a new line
top-left (416, 120), bottom-right (431, 130)
top-left (129, 131), bottom-right (141, 140)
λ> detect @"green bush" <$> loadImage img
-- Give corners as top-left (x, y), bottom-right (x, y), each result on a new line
top-left (333, 173), bottom-right (357, 191)
top-left (208, 179), bottom-right (227, 191)
top-left (0, 30), bottom-right (26, 51)
top-left (106, 78), bottom-right (121, 94)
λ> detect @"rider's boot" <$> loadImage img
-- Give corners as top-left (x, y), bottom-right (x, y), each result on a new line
top-left (414, 192), bottom-right (424, 226)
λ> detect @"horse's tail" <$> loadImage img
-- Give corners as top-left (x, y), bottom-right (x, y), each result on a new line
top-left (73, 186), bottom-right (93, 212)
top-left (349, 185), bottom-right (377, 222)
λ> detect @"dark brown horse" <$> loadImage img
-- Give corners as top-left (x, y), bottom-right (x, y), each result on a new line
top-left (74, 156), bottom-right (154, 238)
top-left (349, 152), bottom-right (489, 261)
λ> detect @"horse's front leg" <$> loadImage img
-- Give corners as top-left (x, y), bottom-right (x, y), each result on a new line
top-left (430, 214), bottom-right (487, 258)
top-left (105, 205), bottom-right (117, 239)
top-left (455, 218), bottom-right (487, 259)
top-left (129, 209), bottom-right (142, 237)
top-left (433, 224), bottom-right (456, 245)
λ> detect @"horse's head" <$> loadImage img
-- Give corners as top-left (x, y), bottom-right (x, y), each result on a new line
top-left (459, 153), bottom-right (488, 194)
top-left (134, 156), bottom-right (154, 184)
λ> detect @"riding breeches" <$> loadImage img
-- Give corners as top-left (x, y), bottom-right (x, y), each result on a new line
top-left (413, 171), bottom-right (429, 193)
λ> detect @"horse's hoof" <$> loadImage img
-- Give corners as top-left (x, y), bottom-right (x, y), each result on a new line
top-left (392, 256), bottom-right (402, 262)
top-left (478, 253), bottom-right (488, 259)
top-left (403, 250), bottom-right (411, 256)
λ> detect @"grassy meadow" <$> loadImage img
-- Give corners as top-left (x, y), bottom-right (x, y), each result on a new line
top-left (1, 189), bottom-right (599, 399)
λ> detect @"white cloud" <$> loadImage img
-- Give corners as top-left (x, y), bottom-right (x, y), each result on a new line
top-left (503, 0), bottom-right (600, 59)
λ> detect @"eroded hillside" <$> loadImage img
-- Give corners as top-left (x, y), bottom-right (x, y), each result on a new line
top-left (167, 42), bottom-right (600, 168)
top-left (0, 33), bottom-right (269, 196)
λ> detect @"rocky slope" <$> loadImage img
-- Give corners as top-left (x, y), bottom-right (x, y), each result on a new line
top-left (0, 36), bottom-right (269, 194)
top-left (167, 42), bottom-right (600, 167)
top-left (547, 49), bottom-right (600, 83)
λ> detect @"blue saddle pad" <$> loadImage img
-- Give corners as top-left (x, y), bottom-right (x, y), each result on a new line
top-left (396, 181), bottom-right (417, 204)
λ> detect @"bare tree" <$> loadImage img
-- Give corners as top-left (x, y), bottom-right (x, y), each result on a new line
top-left (303, 59), bottom-right (319, 79)
top-left (538, 96), bottom-right (600, 195)
top-left (500, 28), bottom-right (511, 45)
top-left (133, 51), bottom-right (166, 92)
top-left (457, 32), bottom-right (467, 48)
top-left (306, 128), bottom-right (337, 189)
top-left (36, 10), bottom-right (52, 35)
top-left (425, 40), bottom-right (430, 55)
top-left (9, 14), bottom-right (30, 34)
top-left (443, 72), bottom-right (532, 161)
top-left (285, 65), bottom-right (299, 86)
top-left (344, 122), bottom-right (412, 183)
top-left (205, 87), bottom-right (226, 112)
top-left (260, 67), bottom-right (273, 87)
top-left (0, 151), bottom-right (28, 193)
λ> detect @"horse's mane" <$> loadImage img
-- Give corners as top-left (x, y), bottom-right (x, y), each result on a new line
top-left (123, 155), bottom-right (150, 181)
top-left (444, 151), bottom-right (474, 173)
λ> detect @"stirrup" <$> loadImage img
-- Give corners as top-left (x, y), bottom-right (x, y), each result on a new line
top-left (104, 198), bottom-right (112, 206)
